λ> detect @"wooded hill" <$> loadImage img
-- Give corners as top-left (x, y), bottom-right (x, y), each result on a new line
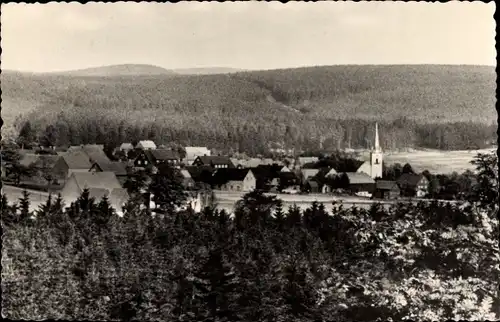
top-left (2, 65), bottom-right (496, 154)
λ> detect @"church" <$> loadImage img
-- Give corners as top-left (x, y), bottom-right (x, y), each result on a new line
top-left (356, 123), bottom-right (383, 179)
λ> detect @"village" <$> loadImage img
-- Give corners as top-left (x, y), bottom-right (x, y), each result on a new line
top-left (2, 123), bottom-right (444, 215)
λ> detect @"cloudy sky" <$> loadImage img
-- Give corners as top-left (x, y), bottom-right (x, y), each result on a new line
top-left (1, 1), bottom-right (496, 72)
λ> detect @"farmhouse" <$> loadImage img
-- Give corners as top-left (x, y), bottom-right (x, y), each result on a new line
top-left (301, 168), bottom-right (320, 183)
top-left (397, 173), bottom-right (429, 198)
top-left (89, 161), bottom-right (129, 186)
top-left (277, 172), bottom-right (301, 191)
top-left (57, 151), bottom-right (93, 178)
top-left (185, 165), bottom-right (214, 188)
top-left (136, 140), bottom-right (157, 150)
top-left (304, 179), bottom-right (320, 193)
top-left (134, 149), bottom-right (181, 168)
top-left (373, 180), bottom-right (400, 199)
top-left (192, 156), bottom-right (234, 169)
top-left (19, 154), bottom-right (65, 185)
top-left (343, 172), bottom-right (376, 194)
top-left (211, 168), bottom-right (256, 192)
top-left (60, 172), bottom-right (129, 215)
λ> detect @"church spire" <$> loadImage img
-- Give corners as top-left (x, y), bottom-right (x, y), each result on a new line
top-left (374, 122), bottom-right (381, 152)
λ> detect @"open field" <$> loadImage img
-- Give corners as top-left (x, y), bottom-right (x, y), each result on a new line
top-left (358, 148), bottom-right (496, 174)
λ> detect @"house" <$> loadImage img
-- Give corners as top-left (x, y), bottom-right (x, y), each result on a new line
top-left (301, 168), bottom-right (320, 183)
top-left (57, 151), bottom-right (93, 178)
top-left (185, 146), bottom-right (211, 165)
top-left (211, 168), bottom-right (256, 192)
top-left (251, 164), bottom-right (293, 191)
top-left (277, 172), bottom-right (301, 191)
top-left (134, 149), bottom-right (181, 169)
top-left (89, 161), bottom-right (129, 186)
top-left (185, 166), bottom-right (215, 188)
top-left (67, 144), bottom-right (111, 165)
top-left (136, 140), bottom-right (157, 150)
top-left (397, 173), bottom-right (429, 198)
top-left (18, 154), bottom-right (64, 185)
top-left (192, 156), bottom-right (234, 169)
top-left (343, 172), bottom-right (376, 194)
top-left (60, 172), bottom-right (129, 215)
top-left (374, 180), bottom-right (401, 199)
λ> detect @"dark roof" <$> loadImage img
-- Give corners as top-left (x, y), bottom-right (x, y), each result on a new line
top-left (195, 155), bottom-right (234, 166)
top-left (212, 168), bottom-right (251, 185)
top-left (61, 151), bottom-right (92, 169)
top-left (376, 180), bottom-right (400, 191)
top-left (185, 166), bottom-right (214, 183)
top-left (278, 171), bottom-right (299, 181)
top-left (93, 161), bottom-right (128, 176)
top-left (150, 149), bottom-right (180, 160)
top-left (344, 172), bottom-right (376, 184)
top-left (397, 173), bottom-right (426, 188)
top-left (306, 180), bottom-right (319, 188)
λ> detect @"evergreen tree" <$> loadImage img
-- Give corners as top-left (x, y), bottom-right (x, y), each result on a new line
top-left (16, 121), bottom-right (36, 149)
top-left (192, 248), bottom-right (239, 321)
top-left (148, 163), bottom-right (187, 215)
top-left (18, 189), bottom-right (32, 225)
top-left (402, 163), bottom-right (415, 174)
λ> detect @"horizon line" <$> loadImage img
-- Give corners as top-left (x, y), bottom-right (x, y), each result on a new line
top-left (3, 62), bottom-right (496, 75)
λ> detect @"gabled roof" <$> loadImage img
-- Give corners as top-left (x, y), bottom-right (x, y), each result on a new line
top-left (195, 155), bottom-right (234, 166)
top-left (61, 151), bottom-right (92, 169)
top-left (344, 172), bottom-right (376, 184)
top-left (301, 168), bottom-right (320, 179)
top-left (88, 188), bottom-right (110, 201)
top-left (137, 140), bottom-right (157, 149)
top-left (71, 171), bottom-right (122, 191)
top-left (150, 149), bottom-right (180, 160)
top-left (306, 180), bottom-right (319, 188)
top-left (212, 168), bottom-right (252, 184)
top-left (376, 180), bottom-right (400, 191)
top-left (397, 173), bottom-right (426, 188)
top-left (93, 161), bottom-right (128, 176)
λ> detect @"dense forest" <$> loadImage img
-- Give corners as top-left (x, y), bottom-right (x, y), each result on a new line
top-left (2, 65), bottom-right (496, 154)
top-left (1, 151), bottom-right (499, 321)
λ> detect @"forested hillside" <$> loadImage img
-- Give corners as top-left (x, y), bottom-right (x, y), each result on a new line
top-left (2, 65), bottom-right (496, 154)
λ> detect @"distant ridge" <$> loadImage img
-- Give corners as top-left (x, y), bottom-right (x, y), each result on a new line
top-left (173, 67), bottom-right (245, 75)
top-left (42, 64), bottom-right (176, 77)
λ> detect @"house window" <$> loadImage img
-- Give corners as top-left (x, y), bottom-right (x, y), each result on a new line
top-left (138, 160), bottom-right (142, 165)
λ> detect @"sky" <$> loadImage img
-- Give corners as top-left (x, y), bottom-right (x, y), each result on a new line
top-left (1, 1), bottom-right (496, 72)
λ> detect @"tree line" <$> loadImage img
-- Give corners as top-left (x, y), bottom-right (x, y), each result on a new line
top-left (14, 113), bottom-right (497, 157)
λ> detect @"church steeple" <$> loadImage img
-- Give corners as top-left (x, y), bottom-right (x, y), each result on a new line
top-left (374, 122), bottom-right (381, 152)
